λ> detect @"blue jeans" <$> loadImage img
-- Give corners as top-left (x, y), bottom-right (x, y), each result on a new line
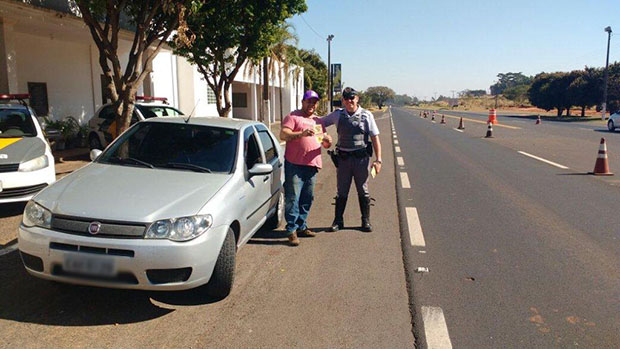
top-left (284, 160), bottom-right (318, 235)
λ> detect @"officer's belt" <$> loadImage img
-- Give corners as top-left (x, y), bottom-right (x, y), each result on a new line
top-left (336, 148), bottom-right (368, 159)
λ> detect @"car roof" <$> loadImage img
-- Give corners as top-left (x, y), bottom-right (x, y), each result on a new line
top-left (142, 116), bottom-right (263, 130)
top-left (0, 103), bottom-right (29, 110)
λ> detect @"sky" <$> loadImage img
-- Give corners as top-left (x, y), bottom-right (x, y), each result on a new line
top-left (287, 0), bottom-right (619, 100)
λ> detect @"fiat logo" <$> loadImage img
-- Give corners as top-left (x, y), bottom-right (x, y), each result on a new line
top-left (88, 222), bottom-right (102, 235)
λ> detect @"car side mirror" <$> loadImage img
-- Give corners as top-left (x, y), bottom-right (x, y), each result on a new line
top-left (90, 149), bottom-right (102, 161)
top-left (248, 163), bottom-right (273, 176)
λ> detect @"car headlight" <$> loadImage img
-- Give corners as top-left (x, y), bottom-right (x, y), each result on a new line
top-left (19, 155), bottom-right (49, 172)
top-left (145, 215), bottom-right (213, 241)
top-left (22, 201), bottom-right (52, 228)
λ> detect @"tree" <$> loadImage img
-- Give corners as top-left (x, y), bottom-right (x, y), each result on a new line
top-left (567, 68), bottom-right (602, 117)
top-left (490, 72), bottom-right (532, 95)
top-left (606, 62), bottom-right (620, 114)
top-left (172, 0), bottom-right (307, 117)
top-left (529, 72), bottom-right (577, 116)
top-left (503, 85), bottom-right (530, 105)
top-left (76, 0), bottom-right (196, 136)
top-left (365, 86), bottom-right (396, 109)
top-left (296, 48), bottom-right (327, 98)
top-left (460, 89), bottom-right (487, 97)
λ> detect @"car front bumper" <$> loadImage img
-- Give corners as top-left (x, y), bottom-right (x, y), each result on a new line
top-left (0, 162), bottom-right (55, 203)
top-left (17, 223), bottom-right (228, 291)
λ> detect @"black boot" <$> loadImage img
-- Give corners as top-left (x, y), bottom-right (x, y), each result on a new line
top-left (359, 195), bottom-right (372, 232)
top-left (330, 196), bottom-right (347, 232)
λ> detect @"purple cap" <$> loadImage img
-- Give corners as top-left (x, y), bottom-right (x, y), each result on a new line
top-left (302, 90), bottom-right (319, 101)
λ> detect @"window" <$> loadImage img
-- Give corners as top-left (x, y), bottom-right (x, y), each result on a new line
top-left (136, 105), bottom-right (183, 118)
top-left (244, 127), bottom-right (262, 170)
top-left (232, 93), bottom-right (248, 108)
top-left (207, 88), bottom-right (217, 104)
top-left (27, 82), bottom-right (48, 116)
top-left (0, 109), bottom-right (37, 137)
top-left (258, 130), bottom-right (277, 163)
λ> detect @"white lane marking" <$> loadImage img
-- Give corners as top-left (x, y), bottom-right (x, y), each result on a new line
top-left (395, 146), bottom-right (401, 153)
top-left (517, 151), bottom-right (569, 169)
top-left (406, 207), bottom-right (425, 246)
top-left (394, 140), bottom-right (399, 145)
top-left (422, 306), bottom-right (453, 349)
top-left (452, 128), bottom-right (464, 133)
top-left (400, 172), bottom-right (411, 188)
top-left (0, 244), bottom-right (18, 257)
top-left (397, 157), bottom-right (404, 166)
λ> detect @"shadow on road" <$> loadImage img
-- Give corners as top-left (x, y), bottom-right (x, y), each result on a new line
top-left (0, 249), bottom-right (223, 326)
top-left (0, 202), bottom-right (26, 219)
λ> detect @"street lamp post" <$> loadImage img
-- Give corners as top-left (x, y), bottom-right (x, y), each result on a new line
top-left (602, 26), bottom-right (612, 120)
top-left (327, 34), bottom-right (334, 112)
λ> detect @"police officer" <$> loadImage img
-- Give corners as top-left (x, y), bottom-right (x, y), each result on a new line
top-left (320, 87), bottom-right (382, 232)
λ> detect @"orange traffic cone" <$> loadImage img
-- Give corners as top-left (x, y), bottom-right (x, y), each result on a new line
top-left (431, 114), bottom-right (435, 122)
top-left (457, 117), bottom-right (465, 130)
top-left (485, 122), bottom-right (493, 138)
top-left (440, 115), bottom-right (446, 124)
top-left (536, 115), bottom-right (541, 125)
top-left (591, 138), bottom-right (613, 176)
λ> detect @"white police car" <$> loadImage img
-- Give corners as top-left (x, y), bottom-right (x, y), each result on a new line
top-left (0, 94), bottom-right (55, 203)
top-left (88, 96), bottom-right (183, 150)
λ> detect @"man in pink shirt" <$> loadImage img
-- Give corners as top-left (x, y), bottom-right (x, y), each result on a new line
top-left (280, 90), bottom-right (332, 246)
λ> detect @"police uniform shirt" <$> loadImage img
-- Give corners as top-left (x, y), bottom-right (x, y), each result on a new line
top-left (320, 107), bottom-right (380, 151)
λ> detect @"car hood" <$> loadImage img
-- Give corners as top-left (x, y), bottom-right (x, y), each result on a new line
top-left (35, 163), bottom-right (232, 222)
top-left (0, 137), bottom-right (45, 164)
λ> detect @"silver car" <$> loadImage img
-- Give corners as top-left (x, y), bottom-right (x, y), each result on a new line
top-left (18, 116), bottom-right (284, 298)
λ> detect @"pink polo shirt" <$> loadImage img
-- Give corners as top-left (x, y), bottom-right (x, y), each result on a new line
top-left (282, 110), bottom-right (325, 168)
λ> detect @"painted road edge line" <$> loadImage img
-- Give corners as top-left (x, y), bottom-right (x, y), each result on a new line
top-left (395, 146), bottom-right (401, 153)
top-left (397, 156), bottom-right (404, 166)
top-left (452, 128), bottom-right (464, 133)
top-left (422, 306), bottom-right (453, 349)
top-left (405, 207), bottom-right (425, 247)
top-left (517, 151), bottom-right (569, 169)
top-left (400, 172), bottom-right (411, 188)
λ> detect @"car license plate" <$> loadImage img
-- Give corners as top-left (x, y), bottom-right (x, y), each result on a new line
top-left (63, 254), bottom-right (116, 277)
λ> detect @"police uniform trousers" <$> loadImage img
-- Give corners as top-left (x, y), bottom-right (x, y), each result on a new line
top-left (336, 153), bottom-right (371, 198)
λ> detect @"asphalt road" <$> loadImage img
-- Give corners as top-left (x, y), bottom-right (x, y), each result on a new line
top-left (393, 107), bottom-right (619, 348)
top-left (0, 112), bottom-right (415, 347)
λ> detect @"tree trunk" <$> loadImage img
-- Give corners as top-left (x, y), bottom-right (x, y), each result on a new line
top-left (556, 108), bottom-right (563, 117)
top-left (581, 105), bottom-right (586, 117)
top-left (222, 80), bottom-right (232, 118)
top-left (566, 107), bottom-right (571, 117)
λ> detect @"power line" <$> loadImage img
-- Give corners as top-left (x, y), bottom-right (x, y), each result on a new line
top-left (299, 14), bottom-right (324, 40)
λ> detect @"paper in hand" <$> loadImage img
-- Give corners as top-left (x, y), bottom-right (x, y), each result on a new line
top-left (370, 166), bottom-right (377, 178)
top-left (314, 124), bottom-right (324, 143)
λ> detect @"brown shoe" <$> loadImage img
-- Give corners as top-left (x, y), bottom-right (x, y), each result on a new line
top-left (288, 232), bottom-right (300, 246)
top-left (297, 228), bottom-right (316, 237)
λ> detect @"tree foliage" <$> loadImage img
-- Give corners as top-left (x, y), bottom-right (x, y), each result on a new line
top-left (528, 72), bottom-right (578, 116)
top-left (460, 89), bottom-right (487, 97)
top-left (365, 86), bottom-right (396, 109)
top-left (172, 0), bottom-right (307, 117)
top-left (490, 72), bottom-right (532, 95)
top-left (76, 0), bottom-right (197, 136)
top-left (295, 48), bottom-right (327, 99)
top-left (389, 94), bottom-right (418, 106)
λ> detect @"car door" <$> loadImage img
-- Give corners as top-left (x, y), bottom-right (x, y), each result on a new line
top-left (255, 124), bottom-right (282, 214)
top-left (240, 126), bottom-right (270, 241)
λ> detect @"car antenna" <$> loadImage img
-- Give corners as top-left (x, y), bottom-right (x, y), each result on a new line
top-left (185, 98), bottom-right (200, 124)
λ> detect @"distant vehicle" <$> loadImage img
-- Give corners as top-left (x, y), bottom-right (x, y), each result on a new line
top-left (0, 94), bottom-right (55, 203)
top-left (19, 116), bottom-right (283, 298)
top-left (608, 112), bottom-right (620, 132)
top-left (88, 96), bottom-right (184, 150)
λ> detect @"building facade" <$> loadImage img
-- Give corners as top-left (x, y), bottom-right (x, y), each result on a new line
top-left (0, 0), bottom-right (304, 124)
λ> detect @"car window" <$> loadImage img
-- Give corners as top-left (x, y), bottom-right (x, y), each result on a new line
top-left (0, 109), bottom-right (37, 137)
top-left (244, 128), bottom-right (262, 170)
top-left (99, 106), bottom-right (116, 120)
top-left (98, 122), bottom-right (238, 173)
top-left (136, 105), bottom-right (183, 118)
top-left (257, 130), bottom-right (277, 163)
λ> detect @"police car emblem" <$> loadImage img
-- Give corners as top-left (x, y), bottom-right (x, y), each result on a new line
top-left (88, 222), bottom-right (102, 235)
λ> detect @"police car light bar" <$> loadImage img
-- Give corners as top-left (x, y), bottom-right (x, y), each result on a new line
top-left (136, 96), bottom-right (168, 103)
top-left (0, 93), bottom-right (30, 100)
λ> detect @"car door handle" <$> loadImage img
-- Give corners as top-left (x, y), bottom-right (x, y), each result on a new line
top-left (263, 175), bottom-right (269, 182)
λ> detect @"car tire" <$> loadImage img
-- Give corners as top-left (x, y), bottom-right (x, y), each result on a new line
top-left (608, 120), bottom-right (616, 132)
top-left (89, 133), bottom-right (103, 150)
top-left (203, 227), bottom-right (236, 299)
top-left (264, 190), bottom-right (284, 230)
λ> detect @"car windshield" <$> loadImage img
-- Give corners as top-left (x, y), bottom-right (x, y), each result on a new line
top-left (0, 108), bottom-right (37, 138)
top-left (98, 122), bottom-right (237, 173)
top-left (136, 105), bottom-right (184, 119)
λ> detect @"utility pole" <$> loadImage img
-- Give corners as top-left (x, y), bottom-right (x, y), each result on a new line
top-left (602, 26), bottom-right (612, 120)
top-left (327, 34), bottom-right (334, 112)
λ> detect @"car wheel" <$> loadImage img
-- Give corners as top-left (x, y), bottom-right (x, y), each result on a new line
top-left (203, 227), bottom-right (236, 299)
top-left (264, 190), bottom-right (284, 230)
top-left (608, 120), bottom-right (615, 132)
top-left (89, 133), bottom-right (103, 150)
